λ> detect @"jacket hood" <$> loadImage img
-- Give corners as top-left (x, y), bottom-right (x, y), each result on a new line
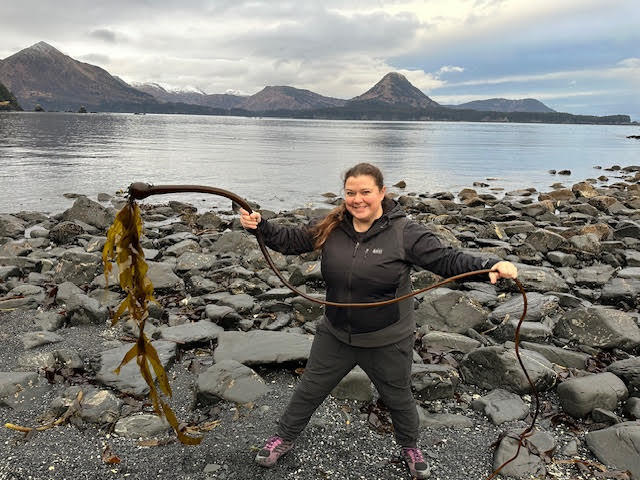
top-left (340, 196), bottom-right (406, 239)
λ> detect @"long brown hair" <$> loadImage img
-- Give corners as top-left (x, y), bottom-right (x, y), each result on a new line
top-left (311, 163), bottom-right (385, 249)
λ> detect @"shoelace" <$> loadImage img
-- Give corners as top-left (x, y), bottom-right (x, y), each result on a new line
top-left (265, 436), bottom-right (283, 450)
top-left (404, 448), bottom-right (425, 464)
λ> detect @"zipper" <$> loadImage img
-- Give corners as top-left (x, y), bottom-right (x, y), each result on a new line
top-left (346, 241), bottom-right (360, 344)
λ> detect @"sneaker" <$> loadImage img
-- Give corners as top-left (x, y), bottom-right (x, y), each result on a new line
top-left (255, 435), bottom-right (294, 467)
top-left (401, 447), bottom-right (430, 479)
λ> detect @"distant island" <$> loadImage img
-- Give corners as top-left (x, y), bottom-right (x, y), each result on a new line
top-left (0, 42), bottom-right (633, 125)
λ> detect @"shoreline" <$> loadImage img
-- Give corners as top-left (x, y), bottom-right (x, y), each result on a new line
top-left (1, 168), bottom-right (640, 480)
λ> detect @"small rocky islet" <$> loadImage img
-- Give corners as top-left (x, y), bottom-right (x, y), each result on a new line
top-left (1, 165), bottom-right (640, 480)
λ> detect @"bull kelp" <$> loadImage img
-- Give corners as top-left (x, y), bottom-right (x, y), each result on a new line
top-left (102, 199), bottom-right (201, 445)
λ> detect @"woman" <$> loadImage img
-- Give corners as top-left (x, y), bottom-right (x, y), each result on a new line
top-left (240, 163), bottom-right (517, 479)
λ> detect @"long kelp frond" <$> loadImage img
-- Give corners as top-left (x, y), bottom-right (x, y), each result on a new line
top-left (102, 200), bottom-right (202, 445)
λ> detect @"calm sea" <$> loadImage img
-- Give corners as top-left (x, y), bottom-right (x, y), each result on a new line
top-left (0, 112), bottom-right (638, 215)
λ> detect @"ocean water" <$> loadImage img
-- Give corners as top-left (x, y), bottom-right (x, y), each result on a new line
top-left (0, 112), bottom-right (638, 214)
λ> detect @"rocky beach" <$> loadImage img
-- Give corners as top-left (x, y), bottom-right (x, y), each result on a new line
top-left (1, 166), bottom-right (640, 480)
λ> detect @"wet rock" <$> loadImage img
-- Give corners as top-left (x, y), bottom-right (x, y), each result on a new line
top-left (539, 189), bottom-right (574, 202)
top-left (492, 320), bottom-right (552, 343)
top-left (17, 349), bottom-right (83, 371)
top-left (614, 220), bottom-right (640, 239)
top-left (165, 239), bottom-right (201, 257)
top-left (607, 357), bottom-right (640, 392)
top-left (213, 293), bottom-right (255, 314)
top-left (547, 251), bottom-right (578, 267)
top-left (204, 304), bottom-right (243, 328)
top-left (618, 267), bottom-right (640, 279)
top-left (421, 331), bottom-right (480, 354)
top-left (288, 261), bottom-right (323, 286)
top-left (61, 196), bottom-right (114, 231)
top-left (331, 366), bottom-right (373, 401)
top-left (213, 331), bottom-right (313, 365)
top-left (0, 372), bottom-right (51, 410)
top-left (197, 359), bottom-right (270, 404)
top-left (415, 289), bottom-right (487, 333)
top-left (557, 372), bottom-right (628, 418)
top-left (196, 212), bottom-right (223, 230)
top-left (460, 345), bottom-right (556, 394)
top-left (114, 414), bottom-right (170, 439)
top-left (291, 295), bottom-right (325, 323)
top-left (66, 293), bottom-right (108, 325)
top-left (159, 321), bottom-right (224, 346)
top-left (96, 341), bottom-right (176, 396)
top-left (471, 389), bottom-right (529, 425)
top-left (411, 363), bottom-right (460, 400)
top-left (0, 239), bottom-right (34, 257)
top-left (569, 233), bottom-right (601, 253)
top-left (585, 422), bottom-right (640, 479)
top-left (554, 306), bottom-right (640, 350)
top-left (493, 430), bottom-right (555, 479)
top-left (210, 231), bottom-right (258, 255)
top-left (48, 221), bottom-right (86, 245)
top-left (572, 181), bottom-right (598, 198)
top-left (94, 261), bottom-right (183, 291)
top-left (20, 331), bottom-right (64, 349)
top-left (0, 214), bottom-right (26, 238)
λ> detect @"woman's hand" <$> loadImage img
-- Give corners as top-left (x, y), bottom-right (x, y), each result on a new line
top-left (239, 208), bottom-right (261, 230)
top-left (489, 261), bottom-right (518, 284)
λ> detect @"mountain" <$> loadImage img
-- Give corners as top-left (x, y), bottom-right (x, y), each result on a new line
top-left (0, 41), bottom-right (156, 111)
top-left (133, 82), bottom-right (246, 109)
top-left (0, 81), bottom-right (22, 111)
top-left (240, 86), bottom-right (346, 111)
top-left (446, 98), bottom-right (555, 113)
top-left (349, 72), bottom-right (440, 109)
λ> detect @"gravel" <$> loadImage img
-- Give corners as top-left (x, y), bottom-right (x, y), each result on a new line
top-left (0, 310), bottom-right (605, 480)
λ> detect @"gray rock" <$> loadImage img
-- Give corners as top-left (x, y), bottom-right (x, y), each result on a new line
top-left (471, 389), bottom-right (529, 425)
top-left (557, 372), bottom-right (628, 418)
top-left (61, 196), bottom-right (114, 231)
top-left (48, 221), bottom-right (85, 245)
top-left (175, 252), bottom-right (217, 271)
top-left (519, 342), bottom-right (589, 369)
top-left (331, 366), bottom-right (373, 401)
top-left (114, 414), bottom-right (170, 439)
top-left (53, 249), bottom-right (100, 285)
top-left (607, 357), bottom-right (640, 392)
top-left (213, 331), bottom-right (313, 365)
top-left (204, 304), bottom-right (242, 328)
top-left (197, 359), bottom-right (269, 404)
top-left (415, 289), bottom-right (487, 333)
top-left (489, 292), bottom-right (559, 323)
top-left (417, 407), bottom-right (474, 429)
top-left (585, 422), bottom-right (640, 479)
top-left (614, 220), bottom-right (640, 239)
top-left (17, 349), bottom-right (83, 371)
top-left (159, 321), bottom-right (224, 346)
top-left (80, 389), bottom-right (123, 424)
top-left (554, 306), bottom-right (640, 350)
top-left (525, 229), bottom-right (567, 253)
top-left (210, 231), bottom-right (258, 255)
top-left (0, 372), bottom-right (51, 410)
top-left (94, 261), bottom-right (183, 291)
top-left (493, 430), bottom-right (555, 479)
top-left (591, 408), bottom-right (620, 425)
top-left (257, 288), bottom-right (297, 301)
top-left (421, 331), bottom-right (480, 354)
top-left (20, 331), bottom-right (64, 349)
top-left (289, 261), bottom-right (323, 286)
top-left (66, 293), bottom-right (109, 325)
top-left (574, 264), bottom-right (615, 286)
top-left (618, 267), bottom-right (640, 279)
top-left (547, 251), bottom-right (578, 267)
top-left (291, 295), bottom-right (325, 323)
top-left (0, 214), bottom-right (27, 239)
top-left (601, 277), bottom-right (640, 305)
top-left (624, 397), bottom-right (640, 419)
top-left (0, 265), bottom-right (21, 281)
top-left (196, 211), bottom-right (223, 229)
top-left (569, 233), bottom-right (601, 253)
top-left (33, 311), bottom-right (66, 331)
top-left (215, 293), bottom-right (255, 314)
top-left (411, 363), bottom-right (460, 400)
top-left (492, 320), bottom-right (553, 343)
top-left (513, 264), bottom-right (570, 293)
top-left (96, 341), bottom-right (176, 396)
top-left (56, 281), bottom-right (85, 304)
top-left (165, 239), bottom-right (201, 257)
top-left (460, 345), bottom-right (556, 394)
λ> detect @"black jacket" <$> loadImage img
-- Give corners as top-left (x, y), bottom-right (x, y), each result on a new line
top-left (256, 198), bottom-right (497, 347)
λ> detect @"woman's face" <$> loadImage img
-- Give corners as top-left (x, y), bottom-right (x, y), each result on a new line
top-left (344, 174), bottom-right (386, 225)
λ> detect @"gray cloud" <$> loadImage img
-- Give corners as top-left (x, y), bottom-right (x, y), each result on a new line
top-left (89, 29), bottom-right (118, 43)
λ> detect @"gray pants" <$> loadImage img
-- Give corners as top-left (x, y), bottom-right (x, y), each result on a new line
top-left (277, 322), bottom-right (419, 447)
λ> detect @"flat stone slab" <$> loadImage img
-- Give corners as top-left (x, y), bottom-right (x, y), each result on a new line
top-left (114, 414), bottom-right (170, 439)
top-left (586, 422), bottom-right (640, 479)
top-left (472, 389), bottom-right (529, 425)
top-left (96, 341), bottom-right (176, 396)
top-left (20, 331), bottom-right (64, 349)
top-left (0, 372), bottom-right (51, 410)
top-left (159, 321), bottom-right (224, 346)
top-left (417, 407), bottom-right (474, 429)
top-left (213, 331), bottom-right (313, 365)
top-left (197, 359), bottom-right (269, 404)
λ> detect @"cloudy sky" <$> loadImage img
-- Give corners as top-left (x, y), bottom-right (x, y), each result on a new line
top-left (2, 0), bottom-right (639, 119)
